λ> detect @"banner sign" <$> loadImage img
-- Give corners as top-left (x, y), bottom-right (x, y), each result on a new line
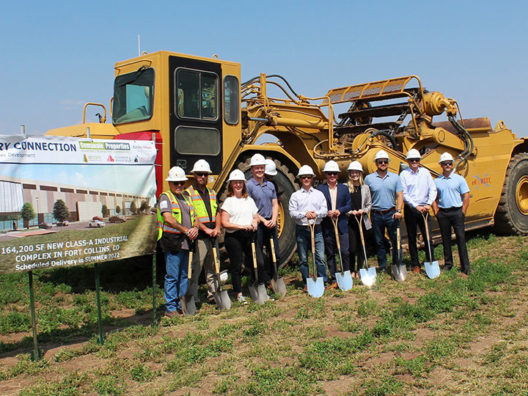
top-left (0, 135), bottom-right (155, 164)
top-left (0, 135), bottom-right (158, 274)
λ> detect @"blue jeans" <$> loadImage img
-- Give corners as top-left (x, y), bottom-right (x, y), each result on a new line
top-left (296, 224), bottom-right (327, 284)
top-left (164, 250), bottom-right (189, 313)
top-left (371, 211), bottom-right (401, 270)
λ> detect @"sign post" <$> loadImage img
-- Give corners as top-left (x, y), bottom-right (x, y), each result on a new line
top-left (28, 271), bottom-right (41, 361)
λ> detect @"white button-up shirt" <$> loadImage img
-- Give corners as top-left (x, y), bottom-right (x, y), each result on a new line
top-left (400, 166), bottom-right (437, 207)
top-left (288, 187), bottom-right (328, 226)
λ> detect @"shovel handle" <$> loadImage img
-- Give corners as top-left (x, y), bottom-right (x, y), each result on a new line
top-left (269, 238), bottom-right (277, 263)
top-left (188, 250), bottom-right (193, 280)
top-left (212, 244), bottom-right (220, 275)
top-left (331, 217), bottom-right (341, 251)
top-left (354, 214), bottom-right (368, 269)
top-left (251, 241), bottom-right (258, 270)
top-left (421, 212), bottom-right (434, 260)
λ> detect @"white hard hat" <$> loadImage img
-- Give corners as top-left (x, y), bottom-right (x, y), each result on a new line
top-left (166, 166), bottom-right (187, 182)
top-left (191, 159), bottom-right (212, 174)
top-left (347, 161), bottom-right (363, 172)
top-left (406, 149), bottom-right (421, 160)
top-left (249, 153), bottom-right (266, 167)
top-left (323, 160), bottom-right (340, 173)
top-left (228, 169), bottom-right (246, 182)
top-left (374, 150), bottom-right (390, 161)
top-left (264, 159), bottom-right (277, 176)
top-left (439, 152), bottom-right (454, 163)
top-left (297, 165), bottom-right (315, 177)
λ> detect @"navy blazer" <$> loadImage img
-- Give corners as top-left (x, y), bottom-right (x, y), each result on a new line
top-left (317, 183), bottom-right (352, 236)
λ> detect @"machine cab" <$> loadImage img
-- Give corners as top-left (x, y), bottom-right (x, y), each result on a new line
top-left (112, 51), bottom-right (241, 183)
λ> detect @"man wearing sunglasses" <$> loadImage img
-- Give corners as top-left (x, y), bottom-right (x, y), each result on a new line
top-left (185, 159), bottom-right (221, 305)
top-left (289, 165), bottom-right (328, 288)
top-left (157, 166), bottom-right (198, 317)
top-left (432, 152), bottom-right (471, 275)
top-left (364, 150), bottom-right (404, 274)
top-left (317, 160), bottom-right (351, 288)
top-left (400, 149), bottom-right (437, 273)
top-left (247, 153), bottom-right (278, 289)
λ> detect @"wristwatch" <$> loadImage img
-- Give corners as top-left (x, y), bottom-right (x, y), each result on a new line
top-left (396, 209), bottom-right (402, 213)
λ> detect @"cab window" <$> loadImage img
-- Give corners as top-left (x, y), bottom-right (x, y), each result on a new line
top-left (113, 67), bottom-right (154, 124)
top-left (223, 75), bottom-right (239, 125)
top-left (174, 126), bottom-right (220, 155)
top-left (176, 68), bottom-right (218, 121)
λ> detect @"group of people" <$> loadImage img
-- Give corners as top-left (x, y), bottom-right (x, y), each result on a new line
top-left (156, 150), bottom-right (471, 317)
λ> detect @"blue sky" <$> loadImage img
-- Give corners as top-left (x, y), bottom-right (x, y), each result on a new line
top-left (1, 1), bottom-right (527, 137)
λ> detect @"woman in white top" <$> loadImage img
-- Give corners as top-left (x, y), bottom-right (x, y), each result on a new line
top-left (221, 169), bottom-right (259, 304)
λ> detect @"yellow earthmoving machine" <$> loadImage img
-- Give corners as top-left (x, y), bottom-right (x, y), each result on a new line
top-left (47, 50), bottom-right (528, 265)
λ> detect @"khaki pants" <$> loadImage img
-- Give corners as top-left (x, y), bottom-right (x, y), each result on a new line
top-left (189, 237), bottom-right (218, 300)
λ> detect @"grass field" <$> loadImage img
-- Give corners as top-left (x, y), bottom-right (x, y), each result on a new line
top-left (0, 231), bottom-right (527, 395)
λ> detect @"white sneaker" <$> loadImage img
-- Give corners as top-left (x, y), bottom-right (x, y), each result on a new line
top-left (237, 295), bottom-right (248, 305)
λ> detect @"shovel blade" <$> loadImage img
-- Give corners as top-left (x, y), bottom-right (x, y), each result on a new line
top-left (399, 264), bottom-right (407, 281)
top-left (271, 277), bottom-right (287, 297)
top-left (335, 271), bottom-right (353, 291)
top-left (307, 277), bottom-right (324, 298)
top-left (424, 260), bottom-right (441, 279)
top-left (249, 284), bottom-right (266, 305)
top-left (214, 290), bottom-right (232, 310)
top-left (360, 267), bottom-right (377, 287)
top-left (181, 295), bottom-right (196, 316)
top-left (392, 264), bottom-right (405, 282)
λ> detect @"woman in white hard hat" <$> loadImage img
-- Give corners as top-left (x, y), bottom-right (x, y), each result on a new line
top-left (220, 169), bottom-right (260, 304)
top-left (346, 161), bottom-right (372, 278)
top-left (157, 166), bottom-right (199, 317)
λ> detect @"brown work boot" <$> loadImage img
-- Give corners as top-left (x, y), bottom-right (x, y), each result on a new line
top-left (413, 266), bottom-right (420, 273)
top-left (330, 282), bottom-right (338, 289)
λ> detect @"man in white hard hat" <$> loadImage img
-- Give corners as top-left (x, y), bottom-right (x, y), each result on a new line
top-left (289, 165), bottom-right (328, 289)
top-left (432, 152), bottom-right (471, 275)
top-left (185, 159), bottom-right (221, 305)
top-left (264, 158), bottom-right (282, 269)
top-left (400, 149), bottom-right (437, 273)
top-left (317, 160), bottom-right (351, 288)
top-left (157, 167), bottom-right (199, 317)
top-left (247, 153), bottom-right (278, 288)
top-left (364, 150), bottom-right (404, 273)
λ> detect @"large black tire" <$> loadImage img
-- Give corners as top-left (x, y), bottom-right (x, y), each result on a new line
top-left (236, 157), bottom-right (298, 267)
top-left (494, 152), bottom-right (528, 235)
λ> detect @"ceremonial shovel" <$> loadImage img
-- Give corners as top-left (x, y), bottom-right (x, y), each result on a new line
top-left (181, 242), bottom-right (196, 315)
top-left (331, 217), bottom-right (352, 291)
top-left (307, 220), bottom-right (324, 298)
top-left (212, 238), bottom-right (232, 309)
top-left (355, 214), bottom-right (376, 287)
top-left (248, 235), bottom-right (267, 305)
top-left (269, 238), bottom-right (286, 297)
top-left (422, 213), bottom-right (440, 279)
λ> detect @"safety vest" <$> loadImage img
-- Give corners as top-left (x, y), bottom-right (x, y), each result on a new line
top-left (157, 190), bottom-right (196, 240)
top-left (185, 185), bottom-right (217, 225)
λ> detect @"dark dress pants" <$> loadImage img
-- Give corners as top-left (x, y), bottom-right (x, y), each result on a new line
top-left (371, 211), bottom-right (401, 271)
top-left (435, 208), bottom-right (470, 272)
top-left (404, 205), bottom-right (434, 267)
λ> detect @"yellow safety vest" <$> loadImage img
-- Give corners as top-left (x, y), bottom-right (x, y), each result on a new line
top-left (185, 185), bottom-right (217, 225)
top-left (157, 190), bottom-right (196, 240)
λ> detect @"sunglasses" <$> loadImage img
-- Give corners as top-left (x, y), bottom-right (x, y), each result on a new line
top-left (172, 181), bottom-right (186, 186)
top-left (441, 161), bottom-right (453, 166)
top-left (409, 159), bottom-right (420, 163)
top-left (325, 172), bottom-right (338, 176)
top-left (194, 172), bottom-right (208, 177)
top-left (376, 160), bottom-right (388, 165)
top-left (300, 175), bottom-right (313, 179)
